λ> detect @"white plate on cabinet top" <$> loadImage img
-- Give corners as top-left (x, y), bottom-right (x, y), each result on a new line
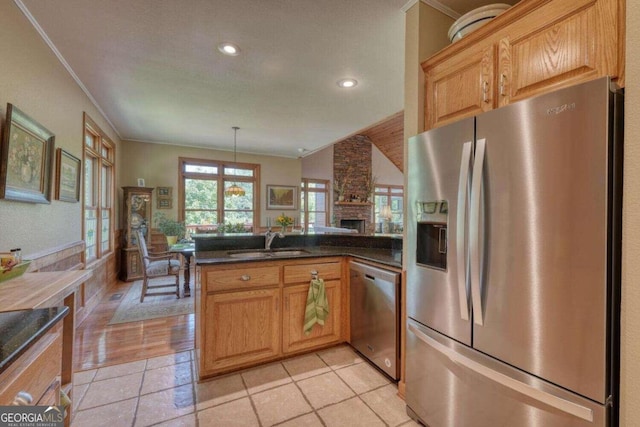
top-left (448, 3), bottom-right (512, 42)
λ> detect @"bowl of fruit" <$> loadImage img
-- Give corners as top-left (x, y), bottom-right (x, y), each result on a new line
top-left (0, 256), bottom-right (31, 283)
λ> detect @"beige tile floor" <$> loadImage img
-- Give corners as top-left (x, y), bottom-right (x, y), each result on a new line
top-left (72, 344), bottom-right (420, 427)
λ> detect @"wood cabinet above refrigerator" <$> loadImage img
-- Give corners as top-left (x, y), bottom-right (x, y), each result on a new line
top-left (422, 0), bottom-right (624, 130)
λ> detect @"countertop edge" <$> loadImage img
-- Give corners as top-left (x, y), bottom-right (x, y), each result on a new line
top-left (195, 247), bottom-right (402, 269)
top-left (0, 306), bottom-right (69, 375)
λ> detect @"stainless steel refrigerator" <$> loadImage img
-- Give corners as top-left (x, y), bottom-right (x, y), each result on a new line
top-left (405, 77), bottom-right (623, 427)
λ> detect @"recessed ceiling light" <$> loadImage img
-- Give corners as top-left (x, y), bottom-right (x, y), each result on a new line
top-left (218, 43), bottom-right (240, 56)
top-left (337, 78), bottom-right (358, 88)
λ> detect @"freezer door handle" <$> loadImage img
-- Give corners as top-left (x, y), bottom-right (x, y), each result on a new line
top-left (470, 138), bottom-right (486, 325)
top-left (407, 322), bottom-right (594, 422)
top-left (456, 141), bottom-right (473, 321)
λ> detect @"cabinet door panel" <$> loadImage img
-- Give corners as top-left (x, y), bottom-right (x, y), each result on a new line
top-left (426, 45), bottom-right (494, 129)
top-left (499, 0), bottom-right (618, 105)
top-left (283, 280), bottom-right (341, 354)
top-left (203, 288), bottom-right (281, 373)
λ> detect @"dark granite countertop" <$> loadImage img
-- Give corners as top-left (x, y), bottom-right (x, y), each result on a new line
top-left (196, 245), bottom-right (402, 269)
top-left (193, 233), bottom-right (402, 269)
top-left (0, 306), bottom-right (69, 375)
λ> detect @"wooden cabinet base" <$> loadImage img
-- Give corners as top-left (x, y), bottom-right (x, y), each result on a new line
top-left (196, 257), bottom-right (347, 381)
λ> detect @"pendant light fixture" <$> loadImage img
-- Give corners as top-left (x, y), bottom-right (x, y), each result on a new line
top-left (224, 126), bottom-right (246, 197)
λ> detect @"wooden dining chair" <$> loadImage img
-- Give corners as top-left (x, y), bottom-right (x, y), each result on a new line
top-left (135, 230), bottom-right (180, 302)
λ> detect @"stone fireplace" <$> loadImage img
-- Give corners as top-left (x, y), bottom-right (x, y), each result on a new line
top-left (333, 135), bottom-right (374, 234)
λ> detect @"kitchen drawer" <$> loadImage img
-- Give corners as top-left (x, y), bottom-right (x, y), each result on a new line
top-left (205, 265), bottom-right (280, 292)
top-left (284, 260), bottom-right (341, 284)
top-left (0, 323), bottom-right (62, 406)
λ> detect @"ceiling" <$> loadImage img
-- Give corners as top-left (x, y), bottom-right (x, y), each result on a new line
top-left (19, 0), bottom-right (517, 158)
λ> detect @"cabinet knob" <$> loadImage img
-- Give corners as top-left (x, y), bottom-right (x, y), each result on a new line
top-left (12, 391), bottom-right (33, 406)
top-left (240, 275), bottom-right (251, 281)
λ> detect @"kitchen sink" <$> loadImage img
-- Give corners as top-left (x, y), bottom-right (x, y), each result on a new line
top-left (227, 251), bottom-right (271, 259)
top-left (271, 250), bottom-right (309, 256)
top-left (227, 249), bottom-right (310, 259)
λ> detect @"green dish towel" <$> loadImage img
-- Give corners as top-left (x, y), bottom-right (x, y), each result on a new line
top-left (304, 278), bottom-right (329, 335)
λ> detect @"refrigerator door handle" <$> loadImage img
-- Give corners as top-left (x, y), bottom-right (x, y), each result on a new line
top-left (407, 322), bottom-right (595, 422)
top-left (456, 141), bottom-right (473, 321)
top-left (470, 138), bottom-right (486, 325)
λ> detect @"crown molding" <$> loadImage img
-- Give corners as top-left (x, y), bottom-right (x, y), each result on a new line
top-left (13, 0), bottom-right (121, 139)
top-left (401, 0), bottom-right (461, 19)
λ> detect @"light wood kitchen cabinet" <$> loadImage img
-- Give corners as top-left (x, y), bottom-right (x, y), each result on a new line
top-left (282, 279), bottom-right (342, 354)
top-left (423, 0), bottom-right (623, 130)
top-left (202, 288), bottom-right (281, 374)
top-left (0, 322), bottom-right (62, 407)
top-left (196, 257), bottom-right (346, 379)
top-left (425, 44), bottom-right (495, 129)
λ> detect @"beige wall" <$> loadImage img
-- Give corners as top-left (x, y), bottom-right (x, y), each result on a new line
top-left (301, 144), bottom-right (333, 183)
top-left (0, 1), bottom-right (121, 256)
top-left (621, 1), bottom-right (639, 425)
top-left (373, 144), bottom-right (403, 186)
top-left (403, 2), bottom-right (454, 143)
top-left (119, 140), bottom-right (301, 228)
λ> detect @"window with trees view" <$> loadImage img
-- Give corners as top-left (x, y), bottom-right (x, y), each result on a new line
top-left (374, 185), bottom-right (403, 232)
top-left (83, 113), bottom-right (115, 262)
top-left (300, 179), bottom-right (329, 232)
top-left (179, 157), bottom-right (259, 233)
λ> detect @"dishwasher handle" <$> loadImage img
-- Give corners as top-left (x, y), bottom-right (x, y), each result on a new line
top-left (349, 261), bottom-right (400, 285)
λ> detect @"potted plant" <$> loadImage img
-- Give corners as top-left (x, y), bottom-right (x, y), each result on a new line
top-left (362, 174), bottom-right (377, 203)
top-left (334, 166), bottom-right (352, 202)
top-left (275, 212), bottom-right (294, 233)
top-left (154, 212), bottom-right (186, 245)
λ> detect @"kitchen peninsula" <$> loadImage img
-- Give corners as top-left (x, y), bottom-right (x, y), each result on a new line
top-left (192, 233), bottom-right (401, 381)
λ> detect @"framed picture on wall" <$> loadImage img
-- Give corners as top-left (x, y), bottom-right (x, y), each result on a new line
top-left (157, 186), bottom-right (172, 198)
top-left (0, 103), bottom-right (55, 204)
top-left (266, 185), bottom-right (296, 210)
top-left (157, 198), bottom-right (172, 209)
top-left (55, 148), bottom-right (81, 202)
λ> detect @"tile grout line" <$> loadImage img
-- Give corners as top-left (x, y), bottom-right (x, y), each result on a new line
top-left (130, 358), bottom-right (148, 427)
top-left (280, 357), bottom-right (328, 427)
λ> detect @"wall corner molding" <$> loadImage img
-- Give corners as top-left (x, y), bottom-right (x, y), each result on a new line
top-left (401, 0), bottom-right (461, 19)
top-left (13, 0), bottom-right (121, 139)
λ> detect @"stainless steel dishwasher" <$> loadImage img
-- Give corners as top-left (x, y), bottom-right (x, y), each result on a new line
top-left (349, 261), bottom-right (400, 380)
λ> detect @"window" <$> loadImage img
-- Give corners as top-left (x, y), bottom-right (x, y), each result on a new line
top-left (179, 157), bottom-right (259, 232)
top-left (300, 179), bottom-right (329, 231)
top-left (374, 185), bottom-right (404, 233)
top-left (83, 113), bottom-right (115, 262)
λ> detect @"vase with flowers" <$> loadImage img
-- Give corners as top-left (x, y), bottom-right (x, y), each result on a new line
top-left (275, 212), bottom-right (294, 233)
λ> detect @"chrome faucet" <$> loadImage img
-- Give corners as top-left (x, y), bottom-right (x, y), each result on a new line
top-left (264, 229), bottom-right (285, 249)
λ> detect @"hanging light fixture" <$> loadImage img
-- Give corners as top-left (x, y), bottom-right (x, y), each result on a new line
top-left (224, 126), bottom-right (246, 197)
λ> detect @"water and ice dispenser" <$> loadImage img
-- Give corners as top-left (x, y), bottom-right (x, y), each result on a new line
top-left (415, 200), bottom-right (448, 270)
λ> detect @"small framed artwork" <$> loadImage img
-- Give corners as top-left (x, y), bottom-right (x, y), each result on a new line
top-left (439, 201), bottom-right (448, 214)
top-left (157, 186), bottom-right (172, 198)
top-left (266, 185), bottom-right (296, 210)
top-left (0, 104), bottom-right (55, 204)
top-left (137, 178), bottom-right (145, 187)
top-left (157, 198), bottom-right (172, 209)
top-left (55, 149), bottom-right (81, 202)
